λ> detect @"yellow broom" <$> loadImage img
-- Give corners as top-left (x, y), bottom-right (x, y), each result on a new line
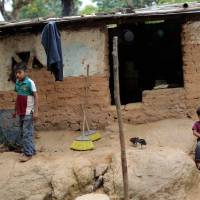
top-left (81, 105), bottom-right (101, 142)
top-left (83, 65), bottom-right (102, 142)
top-left (70, 106), bottom-right (94, 151)
top-left (70, 65), bottom-right (101, 150)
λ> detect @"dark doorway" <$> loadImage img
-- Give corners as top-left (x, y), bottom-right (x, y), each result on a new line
top-left (109, 20), bottom-right (184, 105)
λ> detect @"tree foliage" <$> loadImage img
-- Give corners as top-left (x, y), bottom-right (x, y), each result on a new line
top-left (20, 0), bottom-right (82, 18)
top-left (93, 0), bottom-right (125, 12)
top-left (157, 0), bottom-right (197, 4)
top-left (92, 0), bottom-right (153, 11)
top-left (0, 0), bottom-right (32, 20)
top-left (0, 0), bottom-right (82, 21)
top-left (0, 0), bottom-right (199, 21)
top-left (92, 0), bottom-right (155, 10)
top-left (19, 0), bottom-right (61, 19)
top-left (80, 4), bottom-right (97, 15)
top-left (93, 0), bottom-right (198, 11)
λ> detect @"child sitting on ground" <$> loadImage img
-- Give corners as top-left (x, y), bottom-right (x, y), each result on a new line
top-left (192, 107), bottom-right (200, 169)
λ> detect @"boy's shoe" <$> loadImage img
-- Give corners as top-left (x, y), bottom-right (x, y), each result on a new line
top-left (19, 154), bottom-right (32, 162)
top-left (13, 148), bottom-right (23, 154)
top-left (196, 162), bottom-right (200, 170)
top-left (8, 146), bottom-right (22, 154)
top-left (0, 145), bottom-right (22, 153)
top-left (0, 145), bottom-right (10, 153)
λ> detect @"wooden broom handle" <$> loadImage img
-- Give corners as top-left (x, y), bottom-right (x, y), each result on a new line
top-left (83, 64), bottom-right (90, 131)
top-left (82, 106), bottom-right (85, 133)
top-left (81, 104), bottom-right (90, 131)
top-left (85, 64), bottom-right (89, 102)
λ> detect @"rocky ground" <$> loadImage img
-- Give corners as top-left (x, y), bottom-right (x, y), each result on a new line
top-left (0, 118), bottom-right (199, 200)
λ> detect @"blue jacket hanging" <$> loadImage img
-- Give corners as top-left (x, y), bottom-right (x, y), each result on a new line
top-left (41, 21), bottom-right (63, 81)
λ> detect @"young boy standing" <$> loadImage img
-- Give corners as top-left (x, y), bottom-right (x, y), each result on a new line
top-left (14, 62), bottom-right (38, 162)
top-left (192, 107), bottom-right (200, 169)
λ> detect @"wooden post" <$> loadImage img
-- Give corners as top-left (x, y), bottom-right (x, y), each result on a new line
top-left (112, 36), bottom-right (129, 200)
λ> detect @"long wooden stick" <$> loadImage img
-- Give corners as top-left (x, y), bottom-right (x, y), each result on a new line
top-left (112, 36), bottom-right (129, 200)
top-left (84, 64), bottom-right (90, 131)
top-left (81, 104), bottom-right (90, 131)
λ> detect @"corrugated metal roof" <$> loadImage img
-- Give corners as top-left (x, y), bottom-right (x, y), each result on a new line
top-left (0, 2), bottom-right (200, 34)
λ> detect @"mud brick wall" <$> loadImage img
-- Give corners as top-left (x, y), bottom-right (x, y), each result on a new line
top-left (0, 92), bottom-right (16, 109)
top-left (108, 88), bottom-right (188, 125)
top-left (110, 20), bottom-right (200, 124)
top-left (182, 20), bottom-right (200, 118)
top-left (0, 26), bottom-right (111, 130)
top-left (1, 21), bottom-right (200, 130)
top-left (29, 68), bottom-right (111, 130)
top-left (142, 88), bottom-right (187, 118)
top-left (0, 68), bottom-right (111, 130)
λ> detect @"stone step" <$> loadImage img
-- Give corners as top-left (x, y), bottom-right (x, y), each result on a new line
top-left (75, 193), bottom-right (110, 200)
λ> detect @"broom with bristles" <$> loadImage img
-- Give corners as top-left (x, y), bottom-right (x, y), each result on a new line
top-left (70, 65), bottom-right (95, 151)
top-left (81, 105), bottom-right (101, 142)
top-left (82, 65), bottom-right (101, 142)
top-left (70, 104), bottom-right (94, 151)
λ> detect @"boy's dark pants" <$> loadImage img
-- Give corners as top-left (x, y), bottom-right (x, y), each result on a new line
top-left (195, 139), bottom-right (200, 162)
top-left (18, 115), bottom-right (36, 156)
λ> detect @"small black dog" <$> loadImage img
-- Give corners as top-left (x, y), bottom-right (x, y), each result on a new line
top-left (130, 137), bottom-right (147, 148)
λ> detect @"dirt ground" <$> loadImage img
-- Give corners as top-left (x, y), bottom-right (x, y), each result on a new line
top-left (0, 117), bottom-right (199, 200)
top-left (32, 118), bottom-right (195, 163)
top-left (0, 118), bottom-right (194, 165)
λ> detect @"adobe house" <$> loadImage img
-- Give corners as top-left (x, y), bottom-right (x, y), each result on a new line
top-left (0, 3), bottom-right (200, 131)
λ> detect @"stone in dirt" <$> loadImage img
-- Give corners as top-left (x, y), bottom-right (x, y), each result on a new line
top-left (104, 148), bottom-right (200, 200)
top-left (75, 193), bottom-right (110, 200)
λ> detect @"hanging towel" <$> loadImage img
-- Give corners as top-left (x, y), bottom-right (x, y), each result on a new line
top-left (41, 21), bottom-right (63, 81)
